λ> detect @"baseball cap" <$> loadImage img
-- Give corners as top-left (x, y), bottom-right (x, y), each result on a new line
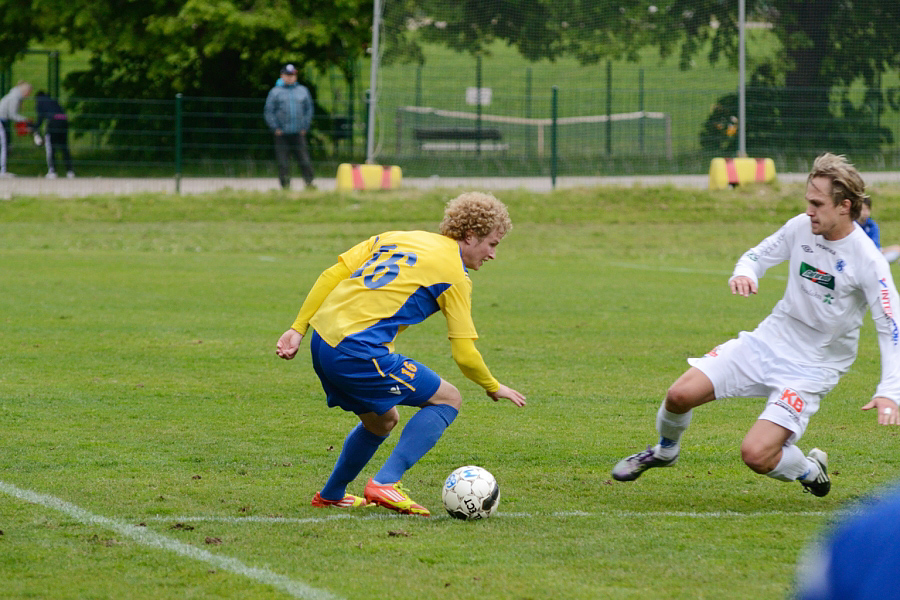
top-left (281, 64), bottom-right (297, 75)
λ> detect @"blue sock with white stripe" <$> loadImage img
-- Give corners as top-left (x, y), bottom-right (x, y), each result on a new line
top-left (321, 423), bottom-right (387, 501)
top-left (374, 404), bottom-right (459, 484)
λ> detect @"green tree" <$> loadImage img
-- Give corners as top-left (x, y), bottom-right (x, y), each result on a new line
top-left (387, 1), bottom-right (900, 96)
top-left (8, 0), bottom-right (373, 99)
top-left (654, 0), bottom-right (900, 153)
top-left (0, 1), bottom-right (39, 69)
top-left (0, 0), bottom-right (374, 162)
top-left (382, 0), bottom-right (663, 65)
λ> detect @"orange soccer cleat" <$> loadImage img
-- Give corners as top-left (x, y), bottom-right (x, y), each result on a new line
top-left (363, 478), bottom-right (431, 516)
top-left (310, 491), bottom-right (371, 508)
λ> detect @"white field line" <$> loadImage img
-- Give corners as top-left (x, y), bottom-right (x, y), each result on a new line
top-left (0, 480), bottom-right (341, 600)
top-left (139, 509), bottom-right (831, 525)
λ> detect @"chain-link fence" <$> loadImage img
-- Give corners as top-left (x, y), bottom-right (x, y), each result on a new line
top-left (4, 28), bottom-right (900, 180)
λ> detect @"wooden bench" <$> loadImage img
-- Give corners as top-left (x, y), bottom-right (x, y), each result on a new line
top-left (412, 126), bottom-right (508, 152)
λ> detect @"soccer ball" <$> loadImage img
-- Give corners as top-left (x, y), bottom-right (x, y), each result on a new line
top-left (441, 465), bottom-right (500, 520)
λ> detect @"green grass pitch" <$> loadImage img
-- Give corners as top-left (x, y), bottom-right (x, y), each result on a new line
top-left (3, 183), bottom-right (900, 599)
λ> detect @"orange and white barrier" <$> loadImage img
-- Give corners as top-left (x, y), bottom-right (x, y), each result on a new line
top-left (709, 157), bottom-right (776, 190)
top-left (336, 163), bottom-right (402, 191)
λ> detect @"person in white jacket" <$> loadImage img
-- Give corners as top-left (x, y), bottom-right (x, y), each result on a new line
top-left (613, 153), bottom-right (900, 497)
top-left (0, 81), bottom-right (33, 176)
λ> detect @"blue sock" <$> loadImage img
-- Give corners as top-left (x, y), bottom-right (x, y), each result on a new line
top-left (374, 404), bottom-right (458, 484)
top-left (320, 423), bottom-right (387, 501)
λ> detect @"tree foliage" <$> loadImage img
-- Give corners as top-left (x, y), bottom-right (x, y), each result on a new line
top-left (382, 0), bottom-right (664, 66)
top-left (2, 0), bottom-right (374, 99)
top-left (650, 0), bottom-right (900, 91)
top-left (0, 0), bottom-right (376, 161)
top-left (8, 0), bottom-right (899, 104)
top-left (0, 1), bottom-right (39, 68)
top-left (6, 0), bottom-right (900, 157)
top-left (384, 0), bottom-right (900, 93)
top-left (657, 0), bottom-right (900, 153)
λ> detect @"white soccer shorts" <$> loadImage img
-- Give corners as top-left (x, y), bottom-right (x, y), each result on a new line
top-left (687, 331), bottom-right (841, 442)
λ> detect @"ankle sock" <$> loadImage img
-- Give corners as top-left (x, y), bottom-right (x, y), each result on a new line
top-left (767, 444), bottom-right (813, 482)
top-left (655, 404), bottom-right (691, 458)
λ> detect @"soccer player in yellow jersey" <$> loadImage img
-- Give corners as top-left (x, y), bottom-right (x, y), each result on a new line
top-left (276, 191), bottom-right (526, 516)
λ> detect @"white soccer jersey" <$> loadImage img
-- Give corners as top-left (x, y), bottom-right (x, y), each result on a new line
top-left (731, 214), bottom-right (900, 403)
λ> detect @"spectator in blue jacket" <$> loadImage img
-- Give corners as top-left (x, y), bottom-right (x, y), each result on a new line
top-left (264, 64), bottom-right (315, 190)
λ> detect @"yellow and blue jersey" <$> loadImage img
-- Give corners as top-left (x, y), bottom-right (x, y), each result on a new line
top-left (310, 231), bottom-right (478, 358)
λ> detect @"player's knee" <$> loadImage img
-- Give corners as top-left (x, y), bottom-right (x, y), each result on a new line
top-left (441, 383), bottom-right (463, 411)
top-left (383, 411), bottom-right (400, 432)
top-left (428, 381), bottom-right (462, 411)
top-left (740, 440), bottom-right (773, 474)
top-left (364, 410), bottom-right (399, 437)
top-left (664, 384), bottom-right (696, 414)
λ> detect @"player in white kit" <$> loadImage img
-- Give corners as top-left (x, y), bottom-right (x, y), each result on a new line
top-left (613, 153), bottom-right (900, 496)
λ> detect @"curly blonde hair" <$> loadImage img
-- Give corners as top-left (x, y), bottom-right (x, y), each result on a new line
top-left (808, 153), bottom-right (867, 221)
top-left (439, 192), bottom-right (512, 241)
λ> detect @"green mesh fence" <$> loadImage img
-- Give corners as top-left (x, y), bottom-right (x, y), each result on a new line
top-left (5, 3), bottom-right (900, 179)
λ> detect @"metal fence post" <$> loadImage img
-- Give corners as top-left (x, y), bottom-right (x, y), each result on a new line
top-left (551, 86), bottom-right (558, 189)
top-left (526, 67), bottom-right (533, 159)
top-left (175, 93), bottom-right (182, 194)
top-left (606, 60), bottom-right (612, 155)
top-left (50, 51), bottom-right (60, 99)
top-left (476, 54), bottom-right (482, 156)
top-left (639, 68), bottom-right (645, 154)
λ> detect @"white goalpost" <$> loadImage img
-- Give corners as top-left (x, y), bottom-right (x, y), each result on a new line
top-left (396, 105), bottom-right (673, 159)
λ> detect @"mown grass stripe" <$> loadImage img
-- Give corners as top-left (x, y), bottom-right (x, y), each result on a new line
top-left (0, 480), bottom-right (342, 600)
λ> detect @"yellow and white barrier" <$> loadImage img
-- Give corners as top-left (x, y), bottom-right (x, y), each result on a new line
top-left (336, 163), bottom-right (402, 191)
top-left (709, 157), bottom-right (776, 190)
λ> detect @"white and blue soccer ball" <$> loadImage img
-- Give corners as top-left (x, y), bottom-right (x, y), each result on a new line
top-left (442, 465), bottom-right (500, 520)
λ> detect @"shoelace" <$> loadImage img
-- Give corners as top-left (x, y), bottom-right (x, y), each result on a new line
top-left (633, 447), bottom-right (656, 462)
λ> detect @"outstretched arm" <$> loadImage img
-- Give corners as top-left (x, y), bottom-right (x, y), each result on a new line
top-left (862, 397), bottom-right (900, 425)
top-left (276, 329), bottom-right (304, 360)
top-left (729, 275), bottom-right (758, 297)
top-left (275, 261), bottom-right (351, 360)
top-left (863, 256), bottom-right (900, 423)
top-left (486, 383), bottom-right (526, 407)
top-left (450, 337), bottom-right (525, 407)
top-left (729, 218), bottom-right (797, 297)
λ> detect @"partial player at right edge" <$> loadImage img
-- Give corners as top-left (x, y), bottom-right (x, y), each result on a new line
top-left (613, 153), bottom-right (900, 496)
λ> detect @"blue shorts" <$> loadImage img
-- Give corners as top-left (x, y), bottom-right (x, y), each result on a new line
top-left (309, 330), bottom-right (442, 415)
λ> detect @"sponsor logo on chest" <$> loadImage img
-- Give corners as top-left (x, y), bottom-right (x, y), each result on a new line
top-left (799, 261), bottom-right (835, 290)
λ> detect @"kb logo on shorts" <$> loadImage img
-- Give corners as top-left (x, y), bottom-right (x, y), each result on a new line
top-left (778, 388), bottom-right (804, 413)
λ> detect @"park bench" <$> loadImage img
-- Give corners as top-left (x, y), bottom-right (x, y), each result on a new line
top-left (412, 126), bottom-right (508, 152)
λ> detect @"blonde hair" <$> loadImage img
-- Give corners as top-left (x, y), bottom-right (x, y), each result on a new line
top-left (439, 191), bottom-right (512, 241)
top-left (808, 153), bottom-right (867, 220)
